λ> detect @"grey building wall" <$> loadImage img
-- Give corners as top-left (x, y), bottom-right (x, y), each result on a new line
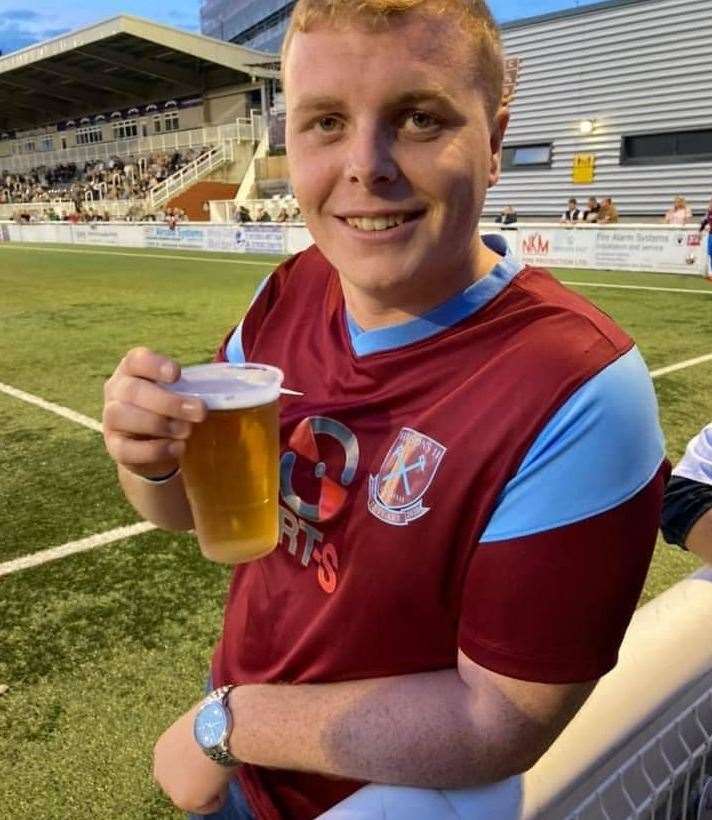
top-left (200, 0), bottom-right (293, 51)
top-left (487, 0), bottom-right (712, 218)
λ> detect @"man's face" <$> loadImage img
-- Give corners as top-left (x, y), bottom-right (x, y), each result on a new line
top-left (588, 197), bottom-right (596, 208)
top-left (284, 14), bottom-right (507, 297)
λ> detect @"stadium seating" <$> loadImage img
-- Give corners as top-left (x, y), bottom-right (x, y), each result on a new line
top-left (0, 147), bottom-right (211, 210)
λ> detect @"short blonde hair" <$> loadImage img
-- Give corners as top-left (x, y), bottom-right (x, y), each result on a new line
top-left (281, 0), bottom-right (504, 120)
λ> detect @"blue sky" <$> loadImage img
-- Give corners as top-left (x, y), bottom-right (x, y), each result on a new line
top-left (0, 0), bottom-right (605, 55)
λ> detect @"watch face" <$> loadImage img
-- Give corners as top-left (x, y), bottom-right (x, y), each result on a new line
top-left (194, 701), bottom-right (228, 749)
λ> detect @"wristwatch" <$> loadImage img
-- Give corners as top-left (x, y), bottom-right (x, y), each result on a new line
top-left (193, 685), bottom-right (241, 767)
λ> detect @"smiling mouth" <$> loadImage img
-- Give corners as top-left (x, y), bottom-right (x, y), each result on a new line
top-left (339, 211), bottom-right (424, 232)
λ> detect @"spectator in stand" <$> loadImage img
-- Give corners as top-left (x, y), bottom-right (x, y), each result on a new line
top-left (582, 196), bottom-right (600, 223)
top-left (0, 147), bottom-right (211, 211)
top-left (255, 205), bottom-right (271, 223)
top-left (598, 197), bottom-right (619, 224)
top-left (699, 196), bottom-right (712, 280)
top-left (238, 205), bottom-right (252, 223)
top-left (664, 196), bottom-right (693, 225)
top-left (275, 207), bottom-right (289, 223)
top-left (560, 197), bottom-right (582, 223)
top-left (494, 204), bottom-right (517, 226)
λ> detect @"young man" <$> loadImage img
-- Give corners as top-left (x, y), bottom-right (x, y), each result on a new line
top-left (559, 197), bottom-right (581, 223)
top-left (582, 196), bottom-right (600, 223)
top-left (102, 1), bottom-right (666, 817)
top-left (662, 423), bottom-right (712, 559)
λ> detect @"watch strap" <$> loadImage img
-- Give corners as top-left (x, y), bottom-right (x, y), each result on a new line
top-left (198, 685), bottom-right (240, 767)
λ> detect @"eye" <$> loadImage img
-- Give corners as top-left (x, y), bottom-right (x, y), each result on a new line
top-left (401, 110), bottom-right (442, 137)
top-left (316, 116), bottom-right (342, 133)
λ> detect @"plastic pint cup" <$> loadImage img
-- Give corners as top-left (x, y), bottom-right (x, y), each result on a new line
top-left (169, 363), bottom-right (283, 564)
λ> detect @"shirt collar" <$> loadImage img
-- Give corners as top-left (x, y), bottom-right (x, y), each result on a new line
top-left (346, 233), bottom-right (524, 357)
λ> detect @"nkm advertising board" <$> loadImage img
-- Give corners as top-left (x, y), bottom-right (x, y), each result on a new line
top-left (516, 226), bottom-right (705, 276)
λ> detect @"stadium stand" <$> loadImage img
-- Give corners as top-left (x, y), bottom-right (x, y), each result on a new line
top-left (0, 16), bottom-right (279, 220)
top-left (0, 148), bottom-right (210, 206)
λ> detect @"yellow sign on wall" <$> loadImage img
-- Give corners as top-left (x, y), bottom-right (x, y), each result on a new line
top-left (572, 154), bottom-right (596, 184)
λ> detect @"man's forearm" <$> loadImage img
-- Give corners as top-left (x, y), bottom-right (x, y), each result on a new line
top-left (118, 465), bottom-right (194, 531)
top-left (229, 669), bottom-right (536, 788)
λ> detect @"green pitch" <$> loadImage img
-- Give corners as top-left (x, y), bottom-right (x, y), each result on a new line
top-left (0, 243), bottom-right (708, 818)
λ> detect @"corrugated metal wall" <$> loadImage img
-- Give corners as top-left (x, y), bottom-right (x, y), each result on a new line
top-left (485, 0), bottom-right (712, 218)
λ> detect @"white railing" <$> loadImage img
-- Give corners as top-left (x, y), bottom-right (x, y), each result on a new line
top-left (148, 142), bottom-right (234, 210)
top-left (235, 129), bottom-right (271, 205)
top-left (0, 200), bottom-right (75, 220)
top-left (0, 197), bottom-right (148, 221)
top-left (209, 195), bottom-right (301, 224)
top-left (0, 114), bottom-right (266, 175)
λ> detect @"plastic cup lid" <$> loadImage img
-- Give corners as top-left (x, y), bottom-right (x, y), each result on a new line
top-left (168, 363), bottom-right (284, 410)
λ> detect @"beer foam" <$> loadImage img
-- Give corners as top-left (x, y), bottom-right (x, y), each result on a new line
top-left (169, 363), bottom-right (284, 410)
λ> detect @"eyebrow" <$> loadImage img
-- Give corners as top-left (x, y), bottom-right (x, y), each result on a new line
top-left (292, 87), bottom-right (460, 115)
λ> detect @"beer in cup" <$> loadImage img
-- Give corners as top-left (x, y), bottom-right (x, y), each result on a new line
top-left (169, 363), bottom-right (283, 564)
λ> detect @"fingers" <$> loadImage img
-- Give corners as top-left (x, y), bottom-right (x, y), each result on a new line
top-left (103, 401), bottom-right (193, 439)
top-left (105, 375), bottom-right (205, 423)
top-left (102, 347), bottom-right (207, 476)
top-left (104, 431), bottom-right (186, 469)
top-left (116, 346), bottom-right (180, 384)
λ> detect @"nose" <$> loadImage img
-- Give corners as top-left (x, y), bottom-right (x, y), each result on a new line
top-left (344, 124), bottom-right (398, 188)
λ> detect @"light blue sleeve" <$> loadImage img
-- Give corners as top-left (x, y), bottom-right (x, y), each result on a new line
top-left (223, 275), bottom-right (272, 364)
top-left (480, 347), bottom-right (666, 543)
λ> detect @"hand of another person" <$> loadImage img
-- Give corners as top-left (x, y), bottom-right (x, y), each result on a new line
top-left (103, 347), bottom-right (207, 479)
top-left (153, 702), bottom-right (236, 814)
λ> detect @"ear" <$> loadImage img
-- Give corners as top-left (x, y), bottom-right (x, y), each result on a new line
top-left (488, 106), bottom-right (510, 189)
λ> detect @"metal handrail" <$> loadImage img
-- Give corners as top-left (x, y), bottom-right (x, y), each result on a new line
top-left (148, 141), bottom-right (235, 210)
top-left (0, 116), bottom-right (264, 175)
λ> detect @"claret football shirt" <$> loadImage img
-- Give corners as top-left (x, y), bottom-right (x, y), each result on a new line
top-left (212, 234), bottom-right (667, 820)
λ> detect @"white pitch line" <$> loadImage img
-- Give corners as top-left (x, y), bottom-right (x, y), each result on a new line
top-left (650, 352), bottom-right (712, 379)
top-left (0, 244), bottom-right (276, 266)
top-left (562, 280), bottom-right (712, 296)
top-left (0, 380), bottom-right (103, 433)
top-left (0, 522), bottom-right (157, 578)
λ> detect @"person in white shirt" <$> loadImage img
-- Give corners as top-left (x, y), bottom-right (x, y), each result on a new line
top-left (662, 423), bottom-right (712, 559)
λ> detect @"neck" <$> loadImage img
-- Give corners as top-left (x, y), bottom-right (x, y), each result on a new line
top-left (341, 235), bottom-right (501, 331)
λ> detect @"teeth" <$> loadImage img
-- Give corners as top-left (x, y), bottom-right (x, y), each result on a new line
top-left (345, 213), bottom-right (408, 231)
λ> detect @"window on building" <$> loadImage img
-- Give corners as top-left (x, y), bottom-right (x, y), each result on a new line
top-left (76, 126), bottom-right (103, 145)
top-left (113, 119), bottom-right (138, 141)
top-left (153, 112), bottom-right (179, 134)
top-left (621, 129), bottom-right (712, 164)
top-left (501, 143), bottom-right (552, 170)
top-left (40, 136), bottom-right (54, 152)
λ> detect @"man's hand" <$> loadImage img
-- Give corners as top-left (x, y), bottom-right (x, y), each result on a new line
top-left (103, 346), bottom-right (207, 479)
top-left (153, 702), bottom-right (238, 814)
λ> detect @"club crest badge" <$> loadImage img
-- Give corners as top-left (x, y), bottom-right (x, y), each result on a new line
top-left (368, 428), bottom-right (446, 526)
